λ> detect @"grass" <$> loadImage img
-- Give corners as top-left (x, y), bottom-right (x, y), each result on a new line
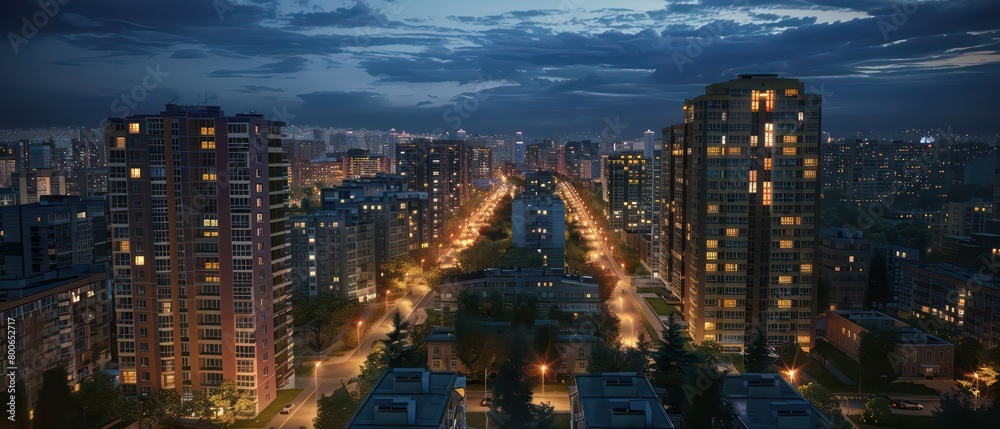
top-left (848, 413), bottom-right (939, 429)
top-left (466, 412), bottom-right (571, 429)
top-left (327, 341), bottom-right (351, 358)
top-left (230, 388), bottom-right (303, 428)
top-left (635, 307), bottom-right (660, 340)
top-left (636, 287), bottom-right (673, 299)
top-left (425, 308), bottom-right (442, 326)
top-left (643, 297), bottom-right (678, 316)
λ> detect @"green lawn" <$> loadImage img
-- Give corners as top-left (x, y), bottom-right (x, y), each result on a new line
top-left (848, 413), bottom-right (939, 429)
top-left (643, 297), bottom-right (678, 316)
top-left (230, 388), bottom-right (303, 428)
top-left (636, 309), bottom-right (660, 340)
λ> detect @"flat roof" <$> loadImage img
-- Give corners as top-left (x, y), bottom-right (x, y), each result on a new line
top-left (347, 368), bottom-right (463, 429)
top-left (724, 374), bottom-right (832, 429)
top-left (572, 373), bottom-right (674, 428)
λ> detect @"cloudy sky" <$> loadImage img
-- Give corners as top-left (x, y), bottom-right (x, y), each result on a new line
top-left (1, 0), bottom-right (998, 137)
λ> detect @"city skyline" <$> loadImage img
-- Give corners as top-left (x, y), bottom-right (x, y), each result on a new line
top-left (1, 0), bottom-right (998, 136)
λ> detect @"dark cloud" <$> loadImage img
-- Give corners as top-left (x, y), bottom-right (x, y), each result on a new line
top-left (239, 85), bottom-right (284, 93)
top-left (284, 1), bottom-right (394, 28)
top-left (209, 57), bottom-right (311, 77)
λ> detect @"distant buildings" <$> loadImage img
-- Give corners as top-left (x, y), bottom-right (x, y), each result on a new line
top-left (0, 265), bottom-right (113, 415)
top-left (106, 104), bottom-right (293, 412)
top-left (724, 374), bottom-right (833, 429)
top-left (818, 227), bottom-right (871, 310)
top-left (439, 267), bottom-right (601, 315)
top-left (662, 74), bottom-right (821, 351)
top-left (524, 171), bottom-right (556, 195)
top-left (288, 149), bottom-right (390, 189)
top-left (396, 139), bottom-right (471, 243)
top-left (290, 211), bottom-right (375, 301)
top-left (11, 169), bottom-right (68, 203)
top-left (469, 146), bottom-right (494, 188)
top-left (825, 310), bottom-right (954, 378)
top-left (345, 368), bottom-right (466, 429)
top-left (897, 263), bottom-right (1000, 349)
top-left (945, 201), bottom-right (992, 237)
top-left (512, 194), bottom-right (566, 269)
top-left (564, 140), bottom-right (602, 181)
top-left (569, 372), bottom-right (675, 429)
top-left (0, 196), bottom-right (109, 280)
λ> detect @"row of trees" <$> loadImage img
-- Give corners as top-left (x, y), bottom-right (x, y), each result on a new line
top-left (293, 294), bottom-right (365, 350)
top-left (21, 367), bottom-right (253, 429)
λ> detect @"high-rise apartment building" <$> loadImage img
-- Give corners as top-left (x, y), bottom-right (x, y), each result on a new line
top-left (469, 146), bottom-right (493, 185)
top-left (512, 194), bottom-right (566, 269)
top-left (663, 74), bottom-right (821, 351)
top-left (602, 152), bottom-right (650, 232)
top-left (11, 169), bottom-right (68, 204)
top-left (0, 196), bottom-right (109, 280)
top-left (106, 104), bottom-right (293, 412)
top-left (290, 211), bottom-right (375, 300)
top-left (395, 139), bottom-right (470, 243)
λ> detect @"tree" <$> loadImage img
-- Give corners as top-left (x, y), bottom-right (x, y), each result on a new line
top-left (124, 389), bottom-right (183, 429)
top-left (957, 366), bottom-right (998, 408)
top-left (799, 382), bottom-right (848, 427)
top-left (210, 380), bottom-right (255, 427)
top-left (35, 367), bottom-right (74, 429)
top-left (744, 323), bottom-right (774, 373)
top-left (652, 314), bottom-right (698, 407)
top-left (493, 332), bottom-right (551, 429)
top-left (384, 310), bottom-right (419, 367)
top-left (859, 397), bottom-right (892, 426)
top-left (512, 293), bottom-right (539, 328)
top-left (351, 341), bottom-right (389, 400)
top-left (859, 327), bottom-right (902, 390)
top-left (185, 390), bottom-right (214, 421)
top-left (779, 342), bottom-right (803, 368)
top-left (955, 337), bottom-right (986, 373)
top-left (694, 340), bottom-right (723, 368)
top-left (314, 385), bottom-right (361, 429)
top-left (75, 372), bottom-right (126, 426)
top-left (0, 379), bottom-right (29, 429)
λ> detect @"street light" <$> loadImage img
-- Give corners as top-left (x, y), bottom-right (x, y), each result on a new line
top-left (386, 290), bottom-right (392, 311)
top-left (314, 362), bottom-right (321, 394)
top-left (786, 369), bottom-right (797, 387)
top-left (540, 365), bottom-right (547, 394)
top-left (356, 321), bottom-right (363, 347)
top-left (618, 296), bottom-right (623, 312)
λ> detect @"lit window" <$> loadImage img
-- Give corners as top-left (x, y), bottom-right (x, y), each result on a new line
top-left (764, 158), bottom-right (772, 170)
top-left (723, 299), bottom-right (737, 308)
top-left (725, 263), bottom-right (738, 272)
top-left (704, 322), bottom-right (715, 331)
top-left (202, 173), bottom-right (217, 181)
top-left (726, 228), bottom-right (739, 237)
top-left (706, 252), bottom-right (718, 260)
top-left (135, 256), bottom-right (145, 266)
top-left (201, 140), bottom-right (215, 150)
top-left (783, 135), bottom-right (797, 143)
top-left (804, 158), bottom-right (818, 167)
top-left (783, 147), bottom-right (797, 156)
top-left (848, 256), bottom-right (855, 263)
top-left (797, 336), bottom-right (810, 344)
top-left (801, 264), bottom-right (812, 273)
top-left (128, 123), bottom-right (140, 134)
top-left (804, 170), bottom-right (816, 179)
top-left (781, 217), bottom-right (795, 225)
top-left (708, 204), bottom-right (719, 213)
top-left (779, 276), bottom-right (792, 284)
top-left (707, 146), bottom-right (721, 156)
top-left (202, 219), bottom-right (218, 227)
top-left (200, 127), bottom-right (215, 136)
top-left (798, 112), bottom-right (805, 121)
top-left (785, 89), bottom-right (799, 97)
top-left (706, 264), bottom-right (717, 272)
top-left (120, 241), bottom-right (130, 252)
top-left (114, 136), bottom-right (125, 148)
top-left (727, 147), bottom-right (741, 155)
top-left (707, 240), bottom-right (718, 248)
top-left (130, 168), bottom-right (142, 179)
top-left (779, 240), bottom-right (794, 249)
top-left (778, 299), bottom-right (792, 308)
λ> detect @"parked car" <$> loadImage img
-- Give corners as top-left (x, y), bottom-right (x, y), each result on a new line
top-left (280, 403), bottom-right (293, 414)
top-left (896, 400), bottom-right (924, 410)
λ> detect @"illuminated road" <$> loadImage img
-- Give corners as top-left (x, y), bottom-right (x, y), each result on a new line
top-left (556, 182), bottom-right (666, 343)
top-left (265, 183), bottom-right (511, 429)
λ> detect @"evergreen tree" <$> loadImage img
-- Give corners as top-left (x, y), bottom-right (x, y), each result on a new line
top-left (75, 372), bottom-right (126, 427)
top-left (744, 323), bottom-right (774, 373)
top-left (494, 333), bottom-right (552, 429)
top-left (314, 385), bottom-right (361, 429)
top-left (652, 314), bottom-right (698, 406)
top-left (35, 367), bottom-right (74, 429)
top-left (384, 310), bottom-right (419, 367)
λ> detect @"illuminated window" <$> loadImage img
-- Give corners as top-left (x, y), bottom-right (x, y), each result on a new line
top-left (779, 276), bottom-right (792, 284)
top-left (725, 263), bottom-right (738, 272)
top-left (128, 123), bottom-right (140, 134)
top-left (134, 256), bottom-right (145, 266)
top-left (779, 240), bottom-right (794, 249)
top-left (783, 135), bottom-right (797, 143)
top-left (804, 158), bottom-right (818, 167)
top-left (848, 256), bottom-right (855, 263)
top-left (706, 252), bottom-right (718, 260)
top-left (798, 112), bottom-right (805, 121)
top-left (204, 231), bottom-right (218, 237)
top-left (704, 322), bottom-right (716, 331)
top-left (706, 264), bottom-right (717, 272)
top-left (202, 219), bottom-right (218, 227)
top-left (726, 228), bottom-right (739, 237)
top-left (727, 147), bottom-right (741, 155)
top-left (785, 89), bottom-right (799, 97)
top-left (778, 299), bottom-right (792, 308)
top-left (749, 182), bottom-right (757, 193)
top-left (114, 136), bottom-right (125, 148)
top-left (130, 168), bottom-right (142, 179)
top-left (200, 126), bottom-right (215, 135)
top-left (749, 171), bottom-right (757, 181)
top-left (750, 135), bottom-right (758, 147)
top-left (723, 299), bottom-right (737, 308)
top-left (804, 170), bottom-right (816, 179)
top-left (781, 217), bottom-right (795, 225)
top-left (120, 241), bottom-right (130, 252)
top-left (201, 140), bottom-right (215, 150)
top-left (783, 147), bottom-right (797, 156)
top-left (205, 261), bottom-right (220, 269)
top-left (202, 173), bottom-right (217, 181)
top-left (707, 146), bottom-right (721, 156)
top-left (121, 371), bottom-right (136, 383)
top-left (764, 158), bottom-right (772, 170)
top-left (708, 204), bottom-right (719, 213)
top-left (762, 182), bottom-right (772, 205)
top-left (797, 335), bottom-right (810, 344)
top-left (801, 264), bottom-right (812, 273)
top-left (707, 240), bottom-right (718, 248)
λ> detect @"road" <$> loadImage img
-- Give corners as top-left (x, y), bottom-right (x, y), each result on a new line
top-left (556, 182), bottom-right (664, 344)
top-left (265, 184), bottom-right (512, 429)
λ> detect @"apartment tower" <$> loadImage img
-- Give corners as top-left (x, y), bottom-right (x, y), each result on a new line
top-left (106, 105), bottom-right (293, 412)
top-left (663, 75), bottom-right (821, 351)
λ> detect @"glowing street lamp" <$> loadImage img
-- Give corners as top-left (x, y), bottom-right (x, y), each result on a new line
top-left (618, 296), bottom-right (623, 312)
top-left (386, 290), bottom-right (392, 311)
top-left (356, 321), bottom-right (363, 347)
top-left (540, 365), bottom-right (547, 393)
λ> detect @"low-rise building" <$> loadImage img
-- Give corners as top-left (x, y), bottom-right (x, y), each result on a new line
top-left (724, 373), bottom-right (833, 429)
top-left (825, 310), bottom-right (954, 378)
top-left (346, 368), bottom-right (466, 429)
top-left (569, 372), bottom-right (675, 429)
top-left (439, 267), bottom-right (601, 315)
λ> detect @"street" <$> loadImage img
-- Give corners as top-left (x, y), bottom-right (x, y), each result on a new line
top-left (264, 184), bottom-right (511, 429)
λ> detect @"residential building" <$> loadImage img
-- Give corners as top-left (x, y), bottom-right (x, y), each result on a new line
top-left (897, 263), bottom-right (1000, 348)
top-left (663, 74), bottom-right (821, 352)
top-left (724, 374), bottom-right (833, 429)
top-left (0, 265), bottom-right (113, 417)
top-left (569, 372), bottom-right (675, 429)
top-left (0, 195), bottom-right (109, 280)
top-left (512, 194), bottom-right (566, 269)
top-left (825, 310), bottom-right (954, 378)
top-left (469, 146), bottom-right (493, 188)
top-left (439, 267), bottom-right (600, 315)
top-left (818, 227), bottom-right (871, 311)
top-left (105, 104), bottom-right (293, 412)
top-left (524, 170), bottom-right (556, 195)
top-left (396, 139), bottom-right (470, 243)
top-left (602, 152), bottom-right (649, 232)
top-left (289, 211), bottom-right (375, 301)
top-left (425, 323), bottom-right (600, 375)
top-left (346, 368), bottom-right (466, 429)
top-left (11, 169), bottom-right (68, 203)
top-left (945, 201), bottom-right (993, 237)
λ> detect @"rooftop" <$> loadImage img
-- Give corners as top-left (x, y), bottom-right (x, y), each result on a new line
top-left (571, 372), bottom-right (674, 428)
top-left (346, 368), bottom-right (465, 429)
top-left (724, 374), bottom-right (833, 429)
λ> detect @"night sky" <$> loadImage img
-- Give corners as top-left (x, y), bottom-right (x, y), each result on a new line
top-left (1, 0), bottom-right (998, 137)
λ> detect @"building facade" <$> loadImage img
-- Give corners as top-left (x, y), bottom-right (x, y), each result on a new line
top-left (290, 211), bottom-right (376, 301)
top-left (825, 310), bottom-right (954, 378)
top-left (663, 75), bottom-right (821, 351)
top-left (512, 194), bottom-right (566, 269)
top-left (439, 267), bottom-right (601, 315)
top-left (602, 152), bottom-right (649, 232)
top-left (396, 139), bottom-right (470, 243)
top-left (106, 104), bottom-right (293, 412)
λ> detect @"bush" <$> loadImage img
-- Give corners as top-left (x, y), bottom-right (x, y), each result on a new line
top-left (859, 397), bottom-right (892, 426)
